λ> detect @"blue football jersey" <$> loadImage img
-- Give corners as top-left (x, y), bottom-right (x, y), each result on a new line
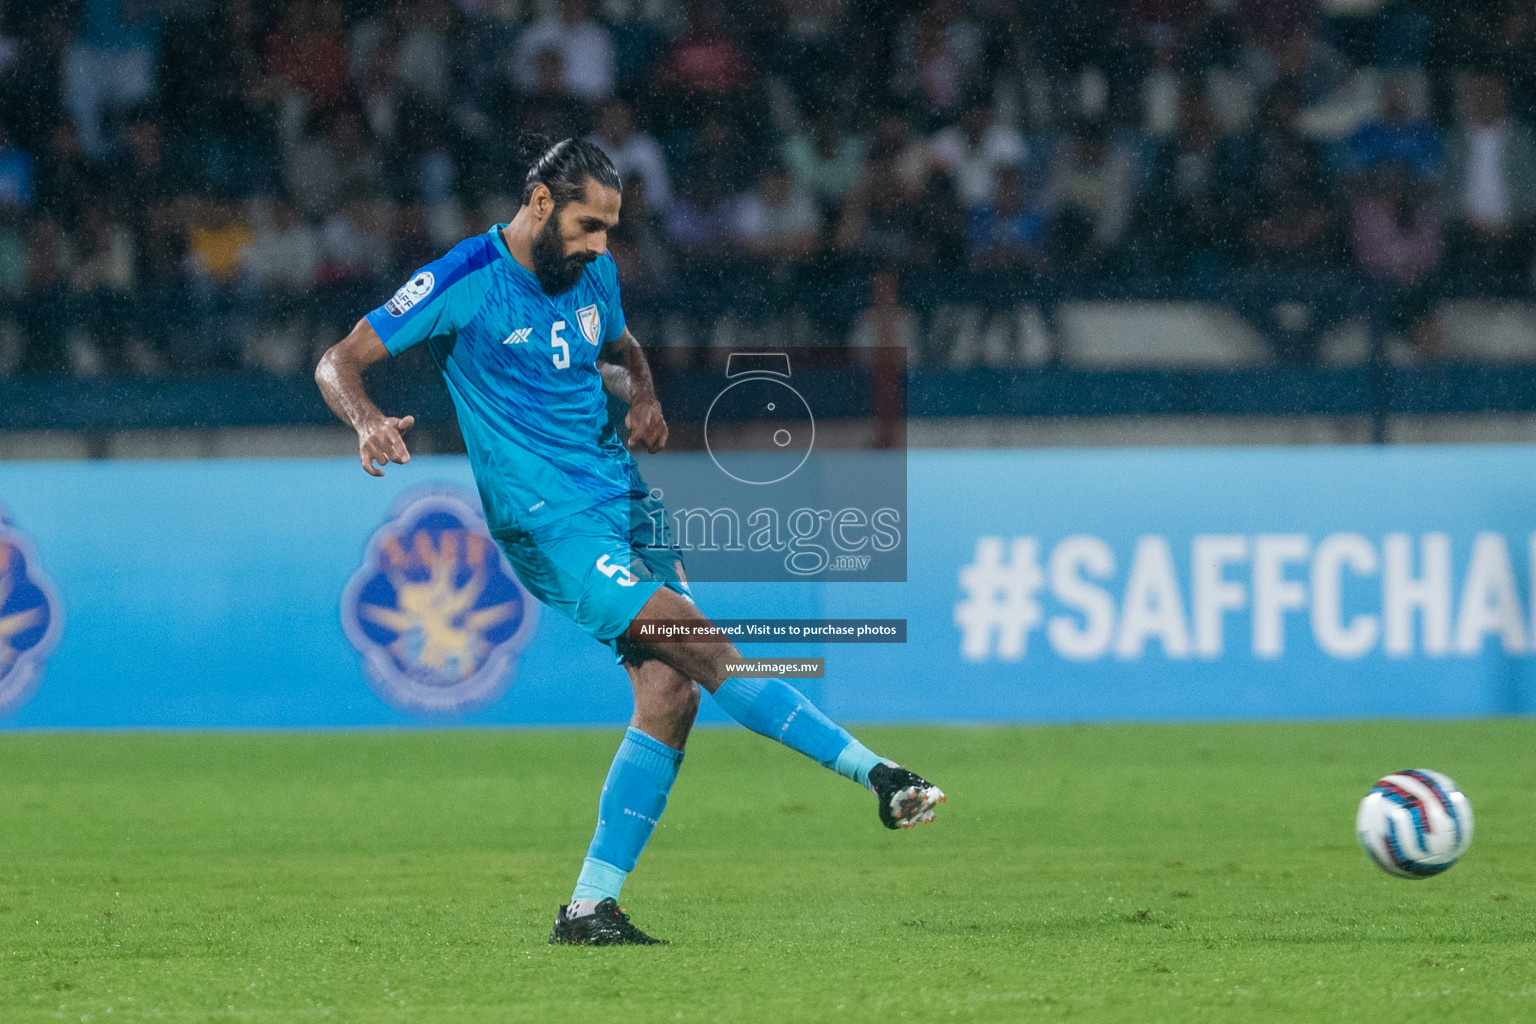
top-left (365, 225), bottom-right (641, 532)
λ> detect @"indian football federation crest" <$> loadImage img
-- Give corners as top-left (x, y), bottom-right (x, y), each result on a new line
top-left (576, 304), bottom-right (602, 346)
top-left (0, 506), bottom-right (63, 718)
top-left (342, 486), bottom-right (537, 715)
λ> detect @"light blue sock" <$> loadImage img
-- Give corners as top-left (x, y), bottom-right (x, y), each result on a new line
top-left (571, 727), bottom-right (683, 903)
top-left (712, 677), bottom-right (885, 788)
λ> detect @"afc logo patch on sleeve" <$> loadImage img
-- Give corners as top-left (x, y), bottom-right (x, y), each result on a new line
top-left (576, 304), bottom-right (602, 346)
top-left (384, 271), bottom-right (435, 316)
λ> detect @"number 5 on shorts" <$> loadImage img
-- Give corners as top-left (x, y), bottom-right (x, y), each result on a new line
top-left (595, 553), bottom-right (637, 587)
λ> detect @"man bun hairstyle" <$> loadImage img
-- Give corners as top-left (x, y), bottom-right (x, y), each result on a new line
top-left (520, 133), bottom-right (622, 210)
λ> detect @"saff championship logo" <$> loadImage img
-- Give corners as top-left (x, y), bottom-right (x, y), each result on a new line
top-left (384, 270), bottom-right (435, 316)
top-left (342, 486), bottom-right (537, 715)
top-left (0, 507), bottom-right (63, 717)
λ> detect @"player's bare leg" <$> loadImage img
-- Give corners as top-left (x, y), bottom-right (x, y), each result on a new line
top-left (626, 587), bottom-right (946, 830)
top-left (626, 656), bottom-right (700, 750)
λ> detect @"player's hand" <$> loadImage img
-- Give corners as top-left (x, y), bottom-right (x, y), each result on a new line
top-left (626, 399), bottom-right (668, 454)
top-left (358, 414), bottom-right (415, 476)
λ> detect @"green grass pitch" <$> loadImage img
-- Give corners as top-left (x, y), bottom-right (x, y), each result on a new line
top-left (1, 720), bottom-right (1533, 1023)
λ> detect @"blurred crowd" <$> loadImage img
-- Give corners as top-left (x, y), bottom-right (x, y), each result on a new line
top-left (0, 0), bottom-right (1533, 375)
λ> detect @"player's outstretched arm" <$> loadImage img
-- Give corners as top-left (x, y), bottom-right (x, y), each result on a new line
top-left (315, 319), bottom-right (416, 477)
top-left (599, 328), bottom-right (668, 453)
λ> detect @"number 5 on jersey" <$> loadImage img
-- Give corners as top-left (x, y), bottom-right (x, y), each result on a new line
top-left (550, 320), bottom-right (570, 369)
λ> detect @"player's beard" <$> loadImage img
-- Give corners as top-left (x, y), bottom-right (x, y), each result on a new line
top-left (532, 214), bottom-right (595, 294)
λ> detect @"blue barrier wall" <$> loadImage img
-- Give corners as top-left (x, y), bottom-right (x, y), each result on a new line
top-left (1, 446), bottom-right (1533, 729)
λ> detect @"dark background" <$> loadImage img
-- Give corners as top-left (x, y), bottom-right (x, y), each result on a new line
top-left (1, 0), bottom-right (1535, 435)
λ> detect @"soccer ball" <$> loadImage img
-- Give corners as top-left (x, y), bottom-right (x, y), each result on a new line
top-left (1356, 769), bottom-right (1473, 878)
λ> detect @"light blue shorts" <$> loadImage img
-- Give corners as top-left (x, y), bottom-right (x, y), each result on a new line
top-left (493, 494), bottom-right (689, 660)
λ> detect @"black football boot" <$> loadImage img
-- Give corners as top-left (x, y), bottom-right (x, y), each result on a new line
top-left (869, 762), bottom-right (947, 830)
top-left (548, 898), bottom-right (667, 946)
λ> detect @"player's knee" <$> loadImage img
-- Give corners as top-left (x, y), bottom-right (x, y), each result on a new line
top-left (666, 677), bottom-right (701, 726)
top-left (633, 663), bottom-right (699, 724)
